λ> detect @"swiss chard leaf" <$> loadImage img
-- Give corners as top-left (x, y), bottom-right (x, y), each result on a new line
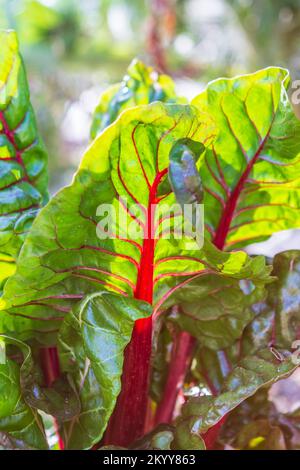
top-left (162, 252), bottom-right (272, 349)
top-left (0, 342), bottom-right (48, 449)
top-left (0, 101), bottom-right (257, 344)
top-left (0, 30), bottom-right (48, 264)
top-left (192, 67), bottom-right (300, 250)
top-left (90, 59), bottom-right (183, 139)
top-left (58, 291), bottom-right (152, 449)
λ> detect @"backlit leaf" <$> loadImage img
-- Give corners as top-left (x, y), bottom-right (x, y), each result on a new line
top-left (0, 30), bottom-right (48, 261)
top-left (192, 67), bottom-right (300, 250)
top-left (90, 59), bottom-right (183, 139)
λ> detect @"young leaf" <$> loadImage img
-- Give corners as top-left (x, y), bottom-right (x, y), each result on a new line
top-left (58, 291), bottom-right (152, 449)
top-left (169, 138), bottom-right (205, 208)
top-left (0, 347), bottom-right (48, 449)
top-left (90, 59), bottom-right (184, 139)
top-left (3, 335), bottom-right (80, 422)
top-left (192, 67), bottom-right (300, 250)
top-left (0, 30), bottom-right (48, 263)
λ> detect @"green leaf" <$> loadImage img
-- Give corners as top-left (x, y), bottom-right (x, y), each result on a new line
top-left (0, 102), bottom-right (254, 344)
top-left (192, 67), bottom-right (300, 250)
top-left (266, 250), bottom-right (300, 349)
top-left (175, 347), bottom-right (298, 449)
top-left (0, 30), bottom-right (48, 263)
top-left (0, 344), bottom-right (48, 449)
top-left (90, 59), bottom-right (184, 139)
top-left (58, 291), bottom-right (152, 449)
top-left (0, 334), bottom-right (80, 422)
top-left (242, 250), bottom-right (300, 355)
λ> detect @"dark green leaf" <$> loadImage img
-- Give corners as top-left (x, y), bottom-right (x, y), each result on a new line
top-left (0, 339), bottom-right (47, 449)
top-left (0, 102), bottom-right (258, 344)
top-left (58, 291), bottom-right (152, 449)
top-left (1, 335), bottom-right (80, 422)
top-left (164, 254), bottom-right (272, 349)
top-left (220, 388), bottom-right (300, 450)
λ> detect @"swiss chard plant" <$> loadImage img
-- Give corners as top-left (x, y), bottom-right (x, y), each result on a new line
top-left (0, 30), bottom-right (300, 450)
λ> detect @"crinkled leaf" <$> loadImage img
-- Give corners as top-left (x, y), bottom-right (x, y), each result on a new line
top-left (192, 67), bottom-right (300, 250)
top-left (58, 291), bottom-right (152, 449)
top-left (164, 254), bottom-right (272, 349)
top-left (175, 347), bottom-right (298, 449)
top-left (234, 419), bottom-right (286, 450)
top-left (0, 30), bottom-right (48, 264)
top-left (265, 250), bottom-right (300, 349)
top-left (0, 344), bottom-right (47, 449)
top-left (179, 250), bottom-right (300, 448)
top-left (90, 59), bottom-right (183, 139)
top-left (1, 334), bottom-right (80, 423)
top-left (193, 251), bottom-right (300, 390)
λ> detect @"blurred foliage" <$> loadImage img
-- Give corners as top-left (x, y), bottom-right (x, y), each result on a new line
top-left (0, 0), bottom-right (299, 192)
top-left (220, 387), bottom-right (300, 450)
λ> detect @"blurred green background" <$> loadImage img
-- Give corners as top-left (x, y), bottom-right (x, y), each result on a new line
top-left (1, 0), bottom-right (300, 193)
